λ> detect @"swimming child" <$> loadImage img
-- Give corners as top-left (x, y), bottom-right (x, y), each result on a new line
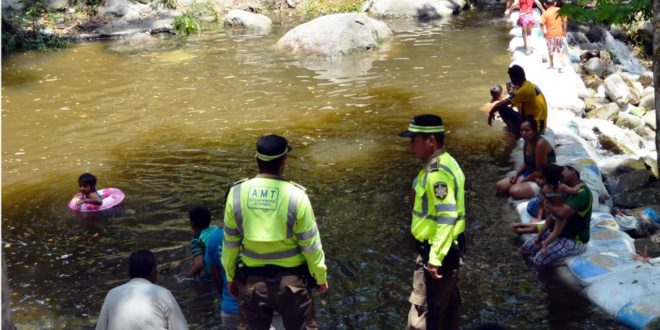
top-left (72, 173), bottom-right (103, 206)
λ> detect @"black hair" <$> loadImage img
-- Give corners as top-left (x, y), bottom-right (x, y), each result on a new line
top-left (520, 116), bottom-right (538, 132)
top-left (541, 163), bottom-right (563, 186)
top-left (257, 156), bottom-right (286, 174)
top-left (418, 132), bottom-right (445, 147)
top-left (129, 249), bottom-right (156, 279)
top-left (508, 65), bottom-right (526, 85)
top-left (78, 173), bottom-right (97, 189)
top-left (490, 85), bottom-right (503, 99)
top-left (189, 205), bottom-right (211, 229)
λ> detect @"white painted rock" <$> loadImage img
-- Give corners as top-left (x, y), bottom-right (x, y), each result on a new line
top-left (369, 0), bottom-right (464, 20)
top-left (604, 73), bottom-right (639, 107)
top-left (277, 13), bottom-right (392, 57)
top-left (223, 9), bottom-right (272, 34)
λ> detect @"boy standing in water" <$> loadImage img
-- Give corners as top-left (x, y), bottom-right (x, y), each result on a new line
top-left (179, 206), bottom-right (239, 329)
top-left (540, 0), bottom-right (567, 70)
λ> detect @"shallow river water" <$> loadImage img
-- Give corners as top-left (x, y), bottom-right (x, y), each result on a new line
top-left (2, 9), bottom-right (624, 329)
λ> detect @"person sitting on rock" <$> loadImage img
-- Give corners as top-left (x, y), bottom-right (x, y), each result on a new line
top-left (520, 165), bottom-right (592, 270)
top-left (496, 117), bottom-right (555, 199)
top-left (488, 65), bottom-right (548, 138)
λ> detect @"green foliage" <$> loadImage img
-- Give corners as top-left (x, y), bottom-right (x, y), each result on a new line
top-left (2, 8), bottom-right (70, 55)
top-left (173, 13), bottom-right (201, 35)
top-left (302, 0), bottom-right (365, 16)
top-left (187, 0), bottom-right (220, 22)
top-left (559, 0), bottom-right (652, 25)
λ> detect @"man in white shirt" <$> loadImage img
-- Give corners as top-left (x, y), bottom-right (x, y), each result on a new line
top-left (96, 249), bottom-right (189, 330)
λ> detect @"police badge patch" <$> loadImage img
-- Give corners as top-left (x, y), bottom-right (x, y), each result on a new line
top-left (434, 182), bottom-right (448, 199)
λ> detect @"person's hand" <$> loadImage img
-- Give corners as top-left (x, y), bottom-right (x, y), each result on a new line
top-left (534, 238), bottom-right (542, 249)
top-left (540, 241), bottom-right (549, 255)
top-left (174, 273), bottom-right (194, 284)
top-left (509, 175), bottom-right (517, 184)
top-left (75, 198), bottom-right (83, 205)
top-left (228, 281), bottom-right (239, 297)
top-left (427, 264), bottom-right (443, 280)
top-left (488, 112), bottom-right (495, 126)
top-left (317, 282), bottom-right (329, 294)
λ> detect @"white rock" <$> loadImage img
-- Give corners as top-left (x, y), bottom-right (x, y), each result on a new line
top-left (369, 0), bottom-right (464, 19)
top-left (223, 9), bottom-right (272, 34)
top-left (604, 73), bottom-right (639, 106)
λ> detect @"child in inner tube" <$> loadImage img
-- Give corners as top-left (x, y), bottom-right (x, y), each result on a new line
top-left (72, 173), bottom-right (103, 207)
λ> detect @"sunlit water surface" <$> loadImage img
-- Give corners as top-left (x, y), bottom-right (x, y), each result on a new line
top-left (2, 10), bottom-right (623, 329)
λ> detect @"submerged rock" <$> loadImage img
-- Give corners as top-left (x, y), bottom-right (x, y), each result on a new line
top-left (223, 9), bottom-right (272, 34)
top-left (368, 0), bottom-right (464, 20)
top-left (277, 13), bottom-right (392, 57)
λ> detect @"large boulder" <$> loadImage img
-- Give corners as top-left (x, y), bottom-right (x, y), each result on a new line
top-left (615, 112), bottom-right (644, 130)
top-left (277, 13), bottom-right (392, 57)
top-left (586, 102), bottom-right (619, 121)
top-left (596, 127), bottom-right (645, 156)
top-left (643, 110), bottom-right (656, 130)
top-left (640, 94), bottom-right (656, 111)
top-left (613, 169), bottom-right (650, 192)
top-left (368, 0), bottom-right (464, 20)
top-left (584, 57), bottom-right (607, 78)
top-left (99, 0), bottom-right (148, 20)
top-left (223, 9), bottom-right (272, 34)
top-left (604, 73), bottom-right (639, 106)
top-left (614, 187), bottom-right (660, 208)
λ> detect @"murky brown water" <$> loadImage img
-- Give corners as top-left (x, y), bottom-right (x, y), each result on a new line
top-left (2, 10), bottom-right (623, 329)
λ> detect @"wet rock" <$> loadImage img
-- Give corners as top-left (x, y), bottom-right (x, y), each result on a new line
top-left (639, 71), bottom-right (654, 87)
top-left (586, 102), bottom-right (619, 121)
top-left (634, 126), bottom-right (655, 141)
top-left (612, 159), bottom-right (649, 174)
top-left (1, 0), bottom-right (23, 10)
top-left (614, 187), bottom-right (660, 208)
top-left (596, 128), bottom-right (644, 155)
top-left (99, 0), bottom-right (149, 20)
top-left (277, 13), bottom-right (392, 57)
top-left (584, 58), bottom-right (607, 78)
top-left (634, 238), bottom-right (660, 257)
top-left (614, 169), bottom-right (650, 192)
top-left (641, 156), bottom-right (659, 179)
top-left (643, 110), bottom-right (656, 130)
top-left (604, 73), bottom-right (639, 107)
top-left (368, 0), bottom-right (465, 20)
top-left (616, 112), bottom-right (644, 130)
top-left (223, 9), bottom-right (272, 34)
top-left (640, 94), bottom-right (655, 111)
top-left (599, 50), bottom-right (613, 65)
top-left (583, 96), bottom-right (608, 112)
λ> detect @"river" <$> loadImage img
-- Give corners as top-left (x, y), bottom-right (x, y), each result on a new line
top-left (1, 9), bottom-right (624, 329)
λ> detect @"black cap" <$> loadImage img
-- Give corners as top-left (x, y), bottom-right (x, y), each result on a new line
top-left (399, 114), bottom-right (445, 137)
top-left (256, 134), bottom-right (292, 161)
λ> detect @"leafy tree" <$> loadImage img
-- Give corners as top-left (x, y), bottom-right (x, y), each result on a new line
top-left (559, 0), bottom-right (652, 24)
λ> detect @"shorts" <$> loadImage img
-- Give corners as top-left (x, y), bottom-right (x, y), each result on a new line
top-left (516, 12), bottom-right (536, 28)
top-left (546, 37), bottom-right (565, 54)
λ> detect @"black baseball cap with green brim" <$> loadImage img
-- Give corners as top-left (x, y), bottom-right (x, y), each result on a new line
top-left (256, 134), bottom-right (292, 161)
top-left (399, 114), bottom-right (445, 137)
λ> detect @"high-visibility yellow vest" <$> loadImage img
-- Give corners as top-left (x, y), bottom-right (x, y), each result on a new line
top-left (411, 150), bottom-right (465, 267)
top-left (221, 177), bottom-right (327, 285)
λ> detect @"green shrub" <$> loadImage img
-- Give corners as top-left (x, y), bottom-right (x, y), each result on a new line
top-left (173, 13), bottom-right (201, 35)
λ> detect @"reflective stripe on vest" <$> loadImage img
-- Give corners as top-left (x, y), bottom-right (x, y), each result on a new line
top-left (225, 226), bottom-right (241, 237)
top-left (242, 247), bottom-right (301, 260)
top-left (300, 240), bottom-right (322, 253)
top-left (231, 182), bottom-right (305, 242)
top-left (223, 238), bottom-right (241, 248)
top-left (296, 225), bottom-right (318, 240)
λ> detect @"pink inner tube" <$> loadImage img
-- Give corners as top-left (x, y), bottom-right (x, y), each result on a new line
top-left (68, 188), bottom-right (125, 212)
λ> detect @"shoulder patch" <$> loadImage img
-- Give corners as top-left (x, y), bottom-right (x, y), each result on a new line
top-left (290, 181), bottom-right (307, 192)
top-left (433, 182), bottom-right (448, 199)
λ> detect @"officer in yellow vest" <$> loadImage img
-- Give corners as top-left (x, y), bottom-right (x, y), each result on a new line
top-left (221, 134), bottom-right (328, 330)
top-left (399, 114), bottom-right (465, 330)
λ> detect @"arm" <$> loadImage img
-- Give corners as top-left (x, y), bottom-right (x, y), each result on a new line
top-left (557, 183), bottom-right (584, 195)
top-left (512, 163), bottom-right (529, 184)
top-left (534, 0), bottom-right (546, 12)
top-left (562, 16), bottom-right (568, 36)
top-left (95, 295), bottom-right (110, 330)
top-left (211, 265), bottom-right (223, 297)
top-left (535, 204), bottom-right (544, 223)
top-left (79, 191), bottom-right (103, 205)
top-left (541, 215), bottom-right (567, 253)
top-left (427, 171), bottom-right (458, 279)
top-left (488, 99), bottom-right (512, 126)
top-left (185, 255), bottom-right (204, 278)
top-left (294, 192), bottom-right (328, 292)
top-left (221, 187), bottom-right (242, 284)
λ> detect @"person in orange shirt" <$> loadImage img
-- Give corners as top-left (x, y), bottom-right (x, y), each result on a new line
top-left (540, 0), bottom-right (568, 70)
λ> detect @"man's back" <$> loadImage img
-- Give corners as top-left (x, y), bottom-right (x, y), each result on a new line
top-left (96, 278), bottom-right (188, 330)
